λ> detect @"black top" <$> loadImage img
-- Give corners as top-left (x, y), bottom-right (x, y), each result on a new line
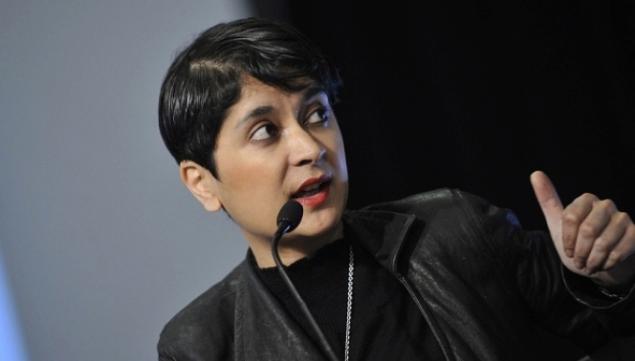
top-left (251, 233), bottom-right (445, 361)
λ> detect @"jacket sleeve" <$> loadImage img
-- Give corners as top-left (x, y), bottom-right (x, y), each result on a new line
top-left (157, 348), bottom-right (177, 361)
top-left (156, 321), bottom-right (233, 361)
top-left (457, 189), bottom-right (635, 353)
top-left (155, 288), bottom-right (236, 361)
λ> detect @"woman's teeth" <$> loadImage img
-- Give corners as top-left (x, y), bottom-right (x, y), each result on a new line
top-left (294, 182), bottom-right (325, 198)
top-left (303, 183), bottom-right (321, 192)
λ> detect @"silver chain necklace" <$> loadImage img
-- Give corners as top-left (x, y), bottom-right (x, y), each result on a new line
top-left (344, 245), bottom-right (354, 361)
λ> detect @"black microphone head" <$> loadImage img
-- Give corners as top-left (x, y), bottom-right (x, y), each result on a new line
top-left (276, 200), bottom-right (303, 233)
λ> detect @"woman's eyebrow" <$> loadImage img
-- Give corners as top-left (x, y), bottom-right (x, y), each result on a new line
top-left (234, 87), bottom-right (326, 130)
top-left (297, 87), bottom-right (327, 118)
top-left (234, 105), bottom-right (273, 130)
top-left (301, 86), bottom-right (326, 105)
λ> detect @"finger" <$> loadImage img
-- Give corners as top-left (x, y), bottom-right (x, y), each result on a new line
top-left (585, 211), bottom-right (629, 273)
top-left (574, 199), bottom-right (616, 270)
top-left (530, 170), bottom-right (563, 234)
top-left (561, 193), bottom-right (597, 258)
top-left (604, 222), bottom-right (635, 271)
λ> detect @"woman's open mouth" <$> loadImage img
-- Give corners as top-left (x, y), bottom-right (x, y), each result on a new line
top-left (291, 179), bottom-right (332, 207)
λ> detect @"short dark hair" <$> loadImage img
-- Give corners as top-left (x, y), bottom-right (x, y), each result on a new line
top-left (158, 17), bottom-right (342, 179)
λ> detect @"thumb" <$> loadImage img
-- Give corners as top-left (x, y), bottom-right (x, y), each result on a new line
top-left (530, 170), bottom-right (564, 236)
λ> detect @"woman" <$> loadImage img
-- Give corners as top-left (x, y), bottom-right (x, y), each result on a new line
top-left (157, 17), bottom-right (635, 361)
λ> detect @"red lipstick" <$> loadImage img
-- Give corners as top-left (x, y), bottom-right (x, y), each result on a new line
top-left (291, 175), bottom-right (332, 207)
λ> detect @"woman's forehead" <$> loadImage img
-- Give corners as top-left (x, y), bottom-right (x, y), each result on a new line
top-left (228, 78), bottom-right (328, 123)
top-left (238, 75), bottom-right (325, 101)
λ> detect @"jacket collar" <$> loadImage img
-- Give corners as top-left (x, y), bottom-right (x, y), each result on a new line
top-left (342, 208), bottom-right (418, 275)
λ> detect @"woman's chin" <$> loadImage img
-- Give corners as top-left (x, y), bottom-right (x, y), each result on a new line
top-left (299, 207), bottom-right (342, 234)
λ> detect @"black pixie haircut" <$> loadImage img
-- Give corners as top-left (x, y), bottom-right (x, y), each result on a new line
top-left (158, 17), bottom-right (342, 179)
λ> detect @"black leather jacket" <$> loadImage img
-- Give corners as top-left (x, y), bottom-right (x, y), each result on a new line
top-left (157, 189), bottom-right (635, 361)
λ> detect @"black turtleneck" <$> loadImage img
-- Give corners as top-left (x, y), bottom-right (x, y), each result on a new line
top-left (250, 231), bottom-right (444, 361)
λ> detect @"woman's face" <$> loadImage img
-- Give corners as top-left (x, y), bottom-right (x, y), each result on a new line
top-left (210, 76), bottom-right (349, 248)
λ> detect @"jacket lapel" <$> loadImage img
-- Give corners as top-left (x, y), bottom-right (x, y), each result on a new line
top-left (342, 207), bottom-right (458, 361)
top-left (342, 208), bottom-right (417, 274)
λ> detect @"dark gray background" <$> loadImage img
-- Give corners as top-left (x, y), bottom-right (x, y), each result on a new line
top-left (0, 1), bottom-right (252, 360)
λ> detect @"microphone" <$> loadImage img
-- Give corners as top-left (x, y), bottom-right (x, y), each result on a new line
top-left (271, 200), bottom-right (339, 361)
top-left (274, 199), bottom-right (303, 239)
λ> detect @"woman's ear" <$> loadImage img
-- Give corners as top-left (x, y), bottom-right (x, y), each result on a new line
top-left (178, 160), bottom-right (223, 212)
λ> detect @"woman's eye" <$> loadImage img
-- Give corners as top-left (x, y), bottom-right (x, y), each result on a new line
top-left (251, 123), bottom-right (278, 141)
top-left (306, 107), bottom-right (330, 125)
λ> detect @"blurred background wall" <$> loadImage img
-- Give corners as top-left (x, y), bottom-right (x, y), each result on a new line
top-left (256, 1), bottom-right (635, 230)
top-left (0, 1), bottom-right (252, 360)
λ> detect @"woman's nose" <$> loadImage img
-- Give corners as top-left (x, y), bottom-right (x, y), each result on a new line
top-left (287, 127), bottom-right (326, 167)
